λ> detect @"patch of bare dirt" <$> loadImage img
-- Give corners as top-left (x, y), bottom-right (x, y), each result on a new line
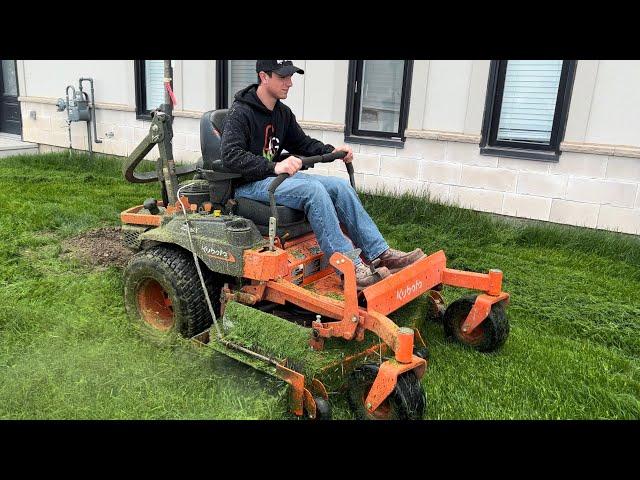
top-left (61, 226), bottom-right (133, 269)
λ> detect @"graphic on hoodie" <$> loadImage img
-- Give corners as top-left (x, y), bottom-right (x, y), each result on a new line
top-left (262, 124), bottom-right (280, 161)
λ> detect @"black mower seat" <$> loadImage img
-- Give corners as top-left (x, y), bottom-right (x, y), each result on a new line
top-left (235, 197), bottom-right (313, 239)
top-left (200, 109), bottom-right (230, 170)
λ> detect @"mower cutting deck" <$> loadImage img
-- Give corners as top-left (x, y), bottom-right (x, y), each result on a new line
top-left (120, 73), bottom-right (510, 420)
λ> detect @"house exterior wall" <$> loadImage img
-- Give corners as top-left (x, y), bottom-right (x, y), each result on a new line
top-left (15, 59), bottom-right (640, 235)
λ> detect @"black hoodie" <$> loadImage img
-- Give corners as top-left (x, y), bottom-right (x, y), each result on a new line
top-left (220, 84), bottom-right (335, 184)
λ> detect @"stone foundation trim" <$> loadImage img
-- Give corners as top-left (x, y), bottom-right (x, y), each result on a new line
top-left (561, 141), bottom-right (640, 158)
top-left (404, 129), bottom-right (481, 144)
top-left (298, 121), bottom-right (344, 132)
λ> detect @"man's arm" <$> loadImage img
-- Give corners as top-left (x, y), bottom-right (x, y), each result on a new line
top-left (220, 107), bottom-right (276, 181)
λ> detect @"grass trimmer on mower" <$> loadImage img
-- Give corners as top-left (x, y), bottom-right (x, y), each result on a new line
top-left (120, 61), bottom-right (511, 420)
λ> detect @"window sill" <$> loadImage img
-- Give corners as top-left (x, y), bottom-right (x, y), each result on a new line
top-left (344, 134), bottom-right (405, 149)
top-left (136, 113), bottom-right (153, 121)
top-left (480, 146), bottom-right (559, 162)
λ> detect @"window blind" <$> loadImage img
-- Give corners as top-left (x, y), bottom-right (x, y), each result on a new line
top-left (228, 60), bottom-right (256, 106)
top-left (145, 60), bottom-right (166, 111)
top-left (496, 60), bottom-right (563, 144)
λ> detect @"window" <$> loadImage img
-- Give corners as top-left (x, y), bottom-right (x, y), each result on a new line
top-left (480, 60), bottom-right (577, 161)
top-left (345, 60), bottom-right (413, 147)
top-left (216, 60), bottom-right (257, 109)
top-left (134, 60), bottom-right (174, 119)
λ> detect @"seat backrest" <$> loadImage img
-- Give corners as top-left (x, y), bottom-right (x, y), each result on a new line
top-left (199, 109), bottom-right (228, 170)
top-left (211, 109), bottom-right (228, 133)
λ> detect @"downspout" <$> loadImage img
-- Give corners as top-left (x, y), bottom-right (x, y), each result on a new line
top-left (80, 78), bottom-right (102, 156)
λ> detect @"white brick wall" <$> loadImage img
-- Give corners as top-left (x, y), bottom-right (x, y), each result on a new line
top-left (185, 134), bottom-right (200, 152)
top-left (549, 200), bottom-right (600, 228)
top-left (401, 138), bottom-right (429, 159)
top-left (565, 178), bottom-right (637, 207)
top-left (360, 144), bottom-right (397, 156)
top-left (460, 165), bottom-right (517, 192)
top-left (362, 174), bottom-right (400, 194)
top-left (597, 205), bottom-right (640, 234)
top-left (450, 186), bottom-right (504, 214)
top-left (445, 141), bottom-right (498, 167)
top-left (425, 183), bottom-right (451, 202)
top-left (380, 156), bottom-right (419, 179)
top-left (421, 139), bottom-right (447, 162)
top-left (420, 160), bottom-right (461, 184)
top-left (548, 152), bottom-right (608, 178)
top-left (605, 156), bottom-right (640, 182)
top-left (396, 179), bottom-right (428, 196)
top-left (20, 101), bottom-right (640, 236)
top-left (498, 157), bottom-right (550, 173)
top-left (517, 172), bottom-right (567, 198)
top-left (351, 153), bottom-right (380, 175)
top-left (502, 193), bottom-right (552, 221)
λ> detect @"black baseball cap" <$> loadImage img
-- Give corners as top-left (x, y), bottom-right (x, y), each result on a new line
top-left (256, 60), bottom-right (304, 76)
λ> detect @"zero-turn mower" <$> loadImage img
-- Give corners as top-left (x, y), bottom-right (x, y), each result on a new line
top-left (119, 62), bottom-right (510, 420)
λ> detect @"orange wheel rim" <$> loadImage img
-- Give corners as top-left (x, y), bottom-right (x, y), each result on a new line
top-left (137, 279), bottom-right (174, 331)
top-left (362, 392), bottom-right (392, 419)
top-left (458, 318), bottom-right (484, 345)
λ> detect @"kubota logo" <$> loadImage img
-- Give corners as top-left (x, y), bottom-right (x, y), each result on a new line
top-left (396, 280), bottom-right (423, 301)
top-left (202, 245), bottom-right (236, 263)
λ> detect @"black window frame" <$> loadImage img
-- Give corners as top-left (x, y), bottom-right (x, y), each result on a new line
top-left (216, 60), bottom-right (261, 110)
top-left (344, 60), bottom-right (413, 148)
top-left (134, 60), bottom-right (173, 120)
top-left (216, 60), bottom-right (229, 109)
top-left (480, 59), bottom-right (577, 162)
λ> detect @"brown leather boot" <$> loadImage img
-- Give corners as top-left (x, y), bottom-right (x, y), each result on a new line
top-left (376, 248), bottom-right (425, 273)
top-left (355, 262), bottom-right (391, 290)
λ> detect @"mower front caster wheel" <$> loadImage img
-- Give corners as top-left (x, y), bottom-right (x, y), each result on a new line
top-left (346, 364), bottom-right (426, 420)
top-left (305, 397), bottom-right (332, 420)
top-left (443, 294), bottom-right (509, 352)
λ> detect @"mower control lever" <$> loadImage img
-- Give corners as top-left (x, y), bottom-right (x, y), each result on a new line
top-left (300, 150), bottom-right (348, 167)
top-left (299, 151), bottom-right (355, 191)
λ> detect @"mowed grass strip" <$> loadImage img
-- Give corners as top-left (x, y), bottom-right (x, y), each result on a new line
top-left (0, 152), bottom-right (638, 419)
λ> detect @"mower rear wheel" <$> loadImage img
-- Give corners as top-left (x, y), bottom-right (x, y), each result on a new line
top-left (346, 364), bottom-right (426, 420)
top-left (443, 295), bottom-right (509, 352)
top-left (124, 244), bottom-right (221, 339)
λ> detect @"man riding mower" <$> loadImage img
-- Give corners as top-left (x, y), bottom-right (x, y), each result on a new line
top-left (119, 60), bottom-right (510, 420)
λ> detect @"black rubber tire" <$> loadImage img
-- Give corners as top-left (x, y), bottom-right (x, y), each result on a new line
top-left (312, 397), bottom-right (332, 420)
top-left (443, 294), bottom-right (509, 352)
top-left (123, 244), bottom-right (222, 339)
top-left (346, 364), bottom-right (426, 420)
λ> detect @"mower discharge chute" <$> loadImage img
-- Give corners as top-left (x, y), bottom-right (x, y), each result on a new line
top-left (120, 62), bottom-right (510, 419)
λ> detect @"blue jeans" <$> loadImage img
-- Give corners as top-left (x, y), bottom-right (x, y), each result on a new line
top-left (235, 172), bottom-right (388, 264)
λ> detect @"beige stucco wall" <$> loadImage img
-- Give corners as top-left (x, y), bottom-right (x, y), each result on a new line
top-left (585, 61), bottom-right (640, 146)
top-left (300, 60), bottom-right (349, 124)
top-left (180, 60), bottom-right (216, 112)
top-left (15, 59), bottom-right (640, 235)
top-left (21, 60), bottom-right (135, 106)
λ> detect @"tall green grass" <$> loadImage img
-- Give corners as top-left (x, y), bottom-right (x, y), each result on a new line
top-left (0, 152), bottom-right (638, 419)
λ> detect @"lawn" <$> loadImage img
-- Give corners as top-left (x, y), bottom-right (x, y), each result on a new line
top-left (0, 151), bottom-right (638, 419)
